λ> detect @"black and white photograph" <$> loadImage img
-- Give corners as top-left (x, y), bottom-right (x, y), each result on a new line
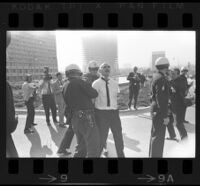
top-left (6, 30), bottom-right (196, 158)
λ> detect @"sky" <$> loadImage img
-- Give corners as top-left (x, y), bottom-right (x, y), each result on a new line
top-left (56, 31), bottom-right (195, 72)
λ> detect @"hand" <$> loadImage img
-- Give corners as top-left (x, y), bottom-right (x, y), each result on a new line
top-left (15, 115), bottom-right (18, 124)
top-left (163, 117), bottom-right (169, 125)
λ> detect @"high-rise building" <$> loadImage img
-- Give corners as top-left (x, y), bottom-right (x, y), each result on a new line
top-left (82, 33), bottom-right (119, 76)
top-left (152, 51), bottom-right (165, 71)
top-left (6, 31), bottom-right (58, 82)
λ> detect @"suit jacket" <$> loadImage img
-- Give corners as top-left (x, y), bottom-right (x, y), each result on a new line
top-left (51, 79), bottom-right (65, 105)
top-left (127, 72), bottom-right (141, 89)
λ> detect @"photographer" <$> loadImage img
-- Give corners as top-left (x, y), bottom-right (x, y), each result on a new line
top-left (39, 67), bottom-right (58, 126)
top-left (22, 74), bottom-right (37, 134)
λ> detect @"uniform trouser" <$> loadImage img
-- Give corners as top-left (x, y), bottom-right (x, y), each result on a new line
top-left (183, 105), bottom-right (187, 121)
top-left (166, 113), bottom-right (176, 139)
top-left (173, 108), bottom-right (188, 140)
top-left (149, 112), bottom-right (166, 158)
top-left (6, 134), bottom-right (18, 157)
top-left (95, 109), bottom-right (125, 157)
top-left (58, 123), bottom-right (74, 151)
top-left (24, 97), bottom-right (35, 130)
top-left (57, 101), bottom-right (66, 124)
top-left (72, 111), bottom-right (100, 158)
top-left (42, 94), bottom-right (57, 123)
top-left (128, 87), bottom-right (139, 108)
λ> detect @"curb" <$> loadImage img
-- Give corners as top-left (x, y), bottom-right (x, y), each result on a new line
top-left (16, 106), bottom-right (150, 116)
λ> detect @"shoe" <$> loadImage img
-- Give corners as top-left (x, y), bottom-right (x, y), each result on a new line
top-left (184, 120), bottom-right (189, 124)
top-left (31, 123), bottom-right (37, 126)
top-left (57, 150), bottom-right (71, 156)
top-left (59, 123), bottom-right (66, 128)
top-left (166, 137), bottom-right (179, 142)
top-left (24, 128), bottom-right (35, 134)
top-left (134, 107), bottom-right (138, 110)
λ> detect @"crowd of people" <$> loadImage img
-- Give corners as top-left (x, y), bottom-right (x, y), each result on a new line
top-left (6, 32), bottom-right (195, 158)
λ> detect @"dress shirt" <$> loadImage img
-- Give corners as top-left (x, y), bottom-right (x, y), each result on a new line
top-left (22, 82), bottom-right (35, 101)
top-left (39, 80), bottom-right (53, 95)
top-left (92, 77), bottom-right (119, 110)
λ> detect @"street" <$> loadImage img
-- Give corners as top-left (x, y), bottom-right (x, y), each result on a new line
top-left (12, 106), bottom-right (195, 158)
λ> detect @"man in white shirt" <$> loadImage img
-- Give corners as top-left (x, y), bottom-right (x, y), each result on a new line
top-left (92, 63), bottom-right (125, 157)
top-left (39, 67), bottom-right (58, 126)
top-left (22, 74), bottom-right (37, 134)
top-left (52, 72), bottom-right (66, 127)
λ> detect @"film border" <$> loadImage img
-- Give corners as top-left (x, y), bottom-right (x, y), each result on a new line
top-left (0, 2), bottom-right (199, 185)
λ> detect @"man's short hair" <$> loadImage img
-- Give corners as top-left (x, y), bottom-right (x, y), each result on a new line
top-left (25, 74), bottom-right (32, 81)
top-left (173, 68), bottom-right (180, 75)
top-left (56, 72), bottom-right (62, 77)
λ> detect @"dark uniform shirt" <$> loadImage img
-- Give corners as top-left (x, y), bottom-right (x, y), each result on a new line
top-left (170, 76), bottom-right (187, 111)
top-left (179, 74), bottom-right (190, 96)
top-left (127, 72), bottom-right (141, 89)
top-left (150, 72), bottom-right (169, 118)
top-left (83, 73), bottom-right (99, 85)
top-left (62, 77), bottom-right (98, 111)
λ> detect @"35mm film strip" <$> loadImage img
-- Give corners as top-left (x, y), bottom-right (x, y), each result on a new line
top-left (0, 2), bottom-right (199, 185)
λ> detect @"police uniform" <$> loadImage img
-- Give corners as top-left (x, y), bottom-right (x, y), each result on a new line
top-left (127, 69), bottom-right (141, 109)
top-left (166, 84), bottom-right (176, 140)
top-left (62, 64), bottom-right (100, 157)
top-left (83, 73), bottom-right (99, 85)
top-left (83, 60), bottom-right (100, 85)
top-left (170, 75), bottom-right (188, 140)
top-left (149, 57), bottom-right (170, 157)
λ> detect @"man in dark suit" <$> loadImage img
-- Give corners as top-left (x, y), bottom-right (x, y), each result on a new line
top-left (6, 31), bottom-right (19, 157)
top-left (127, 66), bottom-right (141, 110)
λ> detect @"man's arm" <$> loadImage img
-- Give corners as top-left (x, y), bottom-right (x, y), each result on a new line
top-left (39, 79), bottom-right (45, 90)
top-left (51, 81), bottom-right (62, 95)
top-left (81, 80), bottom-right (98, 99)
top-left (127, 73), bottom-right (133, 81)
top-left (155, 79), bottom-right (168, 118)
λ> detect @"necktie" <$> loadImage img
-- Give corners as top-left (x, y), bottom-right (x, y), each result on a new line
top-left (59, 80), bottom-right (63, 86)
top-left (101, 77), bottom-right (110, 107)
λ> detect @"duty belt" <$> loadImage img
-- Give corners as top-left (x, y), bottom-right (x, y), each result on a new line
top-left (72, 109), bottom-right (95, 127)
top-left (72, 109), bottom-right (95, 118)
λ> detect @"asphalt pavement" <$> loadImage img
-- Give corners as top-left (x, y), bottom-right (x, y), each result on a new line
top-left (12, 105), bottom-right (195, 158)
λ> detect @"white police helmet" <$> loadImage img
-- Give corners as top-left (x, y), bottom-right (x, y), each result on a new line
top-left (88, 60), bottom-right (99, 69)
top-left (181, 66), bottom-right (189, 72)
top-left (155, 57), bottom-right (170, 69)
top-left (65, 64), bottom-right (82, 77)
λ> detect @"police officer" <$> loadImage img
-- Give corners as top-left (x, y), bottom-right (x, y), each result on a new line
top-left (83, 60), bottom-right (100, 84)
top-left (62, 64), bottom-right (100, 157)
top-left (127, 66), bottom-right (141, 110)
top-left (83, 60), bottom-right (109, 157)
top-left (149, 57), bottom-right (170, 158)
top-left (170, 68), bottom-right (188, 140)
